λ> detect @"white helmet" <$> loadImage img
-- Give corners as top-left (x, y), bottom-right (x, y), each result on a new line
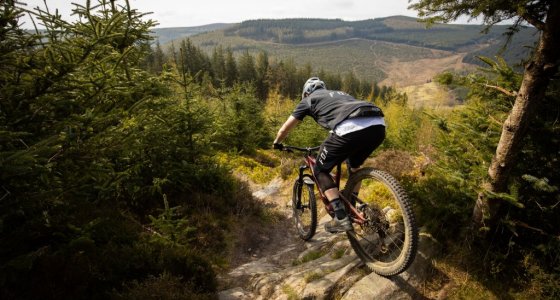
top-left (302, 77), bottom-right (326, 99)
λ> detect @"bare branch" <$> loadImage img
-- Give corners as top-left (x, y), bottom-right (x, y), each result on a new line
top-left (520, 12), bottom-right (545, 30)
top-left (47, 147), bottom-right (63, 163)
top-left (482, 83), bottom-right (517, 97)
top-left (18, 138), bottom-right (30, 149)
top-left (514, 220), bottom-right (553, 237)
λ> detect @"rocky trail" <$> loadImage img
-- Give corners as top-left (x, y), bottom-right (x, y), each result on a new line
top-left (217, 177), bottom-right (443, 300)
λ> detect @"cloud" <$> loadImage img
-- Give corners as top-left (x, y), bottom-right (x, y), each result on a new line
top-left (335, 1), bottom-right (355, 9)
top-left (19, 0), bottom-right (424, 28)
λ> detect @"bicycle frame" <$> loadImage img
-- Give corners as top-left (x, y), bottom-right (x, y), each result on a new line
top-left (284, 145), bottom-right (419, 277)
top-left (290, 146), bottom-right (368, 226)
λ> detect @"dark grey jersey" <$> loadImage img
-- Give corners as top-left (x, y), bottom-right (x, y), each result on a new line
top-left (292, 89), bottom-right (380, 130)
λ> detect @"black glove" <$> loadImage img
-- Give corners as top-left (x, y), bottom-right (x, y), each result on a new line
top-left (273, 142), bottom-right (284, 150)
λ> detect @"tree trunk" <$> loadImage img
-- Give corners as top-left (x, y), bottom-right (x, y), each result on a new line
top-left (473, 3), bottom-right (560, 227)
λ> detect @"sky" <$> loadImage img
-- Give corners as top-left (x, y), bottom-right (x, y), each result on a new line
top-left (18, 0), bottom-right (456, 29)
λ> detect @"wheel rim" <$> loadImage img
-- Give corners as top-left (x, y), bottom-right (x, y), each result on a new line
top-left (348, 174), bottom-right (413, 271)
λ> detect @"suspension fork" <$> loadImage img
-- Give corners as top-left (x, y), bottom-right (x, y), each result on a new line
top-left (294, 165), bottom-right (310, 209)
top-left (298, 165), bottom-right (309, 184)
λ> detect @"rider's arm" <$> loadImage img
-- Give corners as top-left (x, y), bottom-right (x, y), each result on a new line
top-left (273, 115), bottom-right (300, 144)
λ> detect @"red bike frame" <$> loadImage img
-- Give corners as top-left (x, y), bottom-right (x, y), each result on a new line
top-left (298, 149), bottom-right (368, 226)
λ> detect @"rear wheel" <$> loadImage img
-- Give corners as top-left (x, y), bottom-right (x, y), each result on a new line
top-left (343, 168), bottom-right (418, 276)
top-left (292, 178), bottom-right (317, 241)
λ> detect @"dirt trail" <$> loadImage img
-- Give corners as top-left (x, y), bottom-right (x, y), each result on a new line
top-left (225, 177), bottom-right (307, 270)
top-left (217, 176), bottom-right (442, 300)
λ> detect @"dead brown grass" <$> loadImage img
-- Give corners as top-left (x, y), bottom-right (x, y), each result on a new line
top-left (400, 82), bottom-right (463, 109)
top-left (380, 53), bottom-right (475, 88)
top-left (365, 149), bottom-right (416, 178)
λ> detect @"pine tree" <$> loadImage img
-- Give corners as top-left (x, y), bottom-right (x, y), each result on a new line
top-left (342, 71), bottom-right (360, 97)
top-left (153, 41), bottom-right (165, 73)
top-left (179, 38), bottom-right (211, 80)
top-left (211, 45), bottom-right (227, 84)
top-left (224, 47), bottom-right (237, 86)
top-left (255, 50), bottom-right (270, 100)
top-left (214, 84), bottom-right (268, 153)
top-left (237, 50), bottom-right (256, 83)
top-left (410, 0), bottom-right (560, 227)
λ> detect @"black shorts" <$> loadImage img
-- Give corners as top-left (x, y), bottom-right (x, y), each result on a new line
top-left (314, 125), bottom-right (385, 174)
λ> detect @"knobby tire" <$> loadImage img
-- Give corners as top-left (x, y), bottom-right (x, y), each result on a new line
top-left (292, 178), bottom-right (317, 241)
top-left (343, 168), bottom-right (418, 276)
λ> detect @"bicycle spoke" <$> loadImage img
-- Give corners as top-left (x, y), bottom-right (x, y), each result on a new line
top-left (342, 168), bottom-right (418, 276)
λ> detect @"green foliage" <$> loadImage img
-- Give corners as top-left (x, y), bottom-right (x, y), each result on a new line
top-left (410, 61), bottom-right (515, 237)
top-left (179, 16), bottom-right (536, 84)
top-left (151, 35), bottom-right (394, 102)
top-left (409, 0), bottom-right (552, 36)
top-left (188, 31), bottom-right (432, 83)
top-left (148, 196), bottom-right (197, 247)
top-left (425, 58), bottom-right (520, 194)
top-left (262, 88), bottom-right (328, 147)
top-left (331, 248), bottom-right (346, 260)
top-left (212, 84), bottom-right (269, 153)
top-left (286, 117), bottom-right (329, 148)
top-left (522, 175), bottom-right (558, 194)
top-left (408, 171), bottom-right (474, 239)
top-left (2, 1), bottom-right (555, 299)
top-left (238, 50), bottom-right (257, 83)
top-left (379, 96), bottom-right (427, 153)
top-left (0, 1), bottom-right (264, 299)
top-left (177, 38), bottom-right (212, 79)
top-left (411, 56), bottom-right (560, 297)
top-left (435, 72), bottom-right (454, 85)
top-left (216, 151), bottom-right (280, 184)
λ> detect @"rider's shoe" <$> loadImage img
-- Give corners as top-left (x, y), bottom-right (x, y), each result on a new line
top-left (325, 215), bottom-right (353, 233)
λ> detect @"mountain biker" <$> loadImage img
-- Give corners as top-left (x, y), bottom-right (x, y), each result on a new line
top-left (273, 77), bottom-right (386, 233)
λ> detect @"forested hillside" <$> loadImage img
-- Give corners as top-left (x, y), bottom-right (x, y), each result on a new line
top-left (151, 23), bottom-right (232, 45)
top-left (161, 16), bottom-right (537, 84)
top-left (224, 16), bottom-right (527, 51)
top-left (2, 1), bottom-right (559, 299)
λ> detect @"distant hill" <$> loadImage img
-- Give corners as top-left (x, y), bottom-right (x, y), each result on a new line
top-left (151, 16), bottom-right (537, 87)
top-left (150, 23), bottom-right (233, 45)
top-left (224, 16), bottom-right (498, 50)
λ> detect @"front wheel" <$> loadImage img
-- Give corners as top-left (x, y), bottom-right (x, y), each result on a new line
top-left (292, 178), bottom-right (317, 241)
top-left (343, 168), bottom-right (418, 276)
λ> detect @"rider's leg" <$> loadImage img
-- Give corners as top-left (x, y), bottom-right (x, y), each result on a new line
top-left (316, 171), bottom-right (346, 219)
top-left (316, 170), bottom-right (352, 233)
top-left (346, 125), bottom-right (386, 197)
top-left (345, 160), bottom-right (362, 195)
top-left (315, 129), bottom-right (388, 232)
top-left (323, 187), bottom-right (339, 201)
top-left (314, 132), bottom-right (353, 220)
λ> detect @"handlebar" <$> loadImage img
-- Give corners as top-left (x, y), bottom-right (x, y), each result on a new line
top-left (280, 144), bottom-right (320, 153)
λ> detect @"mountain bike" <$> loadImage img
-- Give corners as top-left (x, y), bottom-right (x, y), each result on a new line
top-left (280, 144), bottom-right (418, 276)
